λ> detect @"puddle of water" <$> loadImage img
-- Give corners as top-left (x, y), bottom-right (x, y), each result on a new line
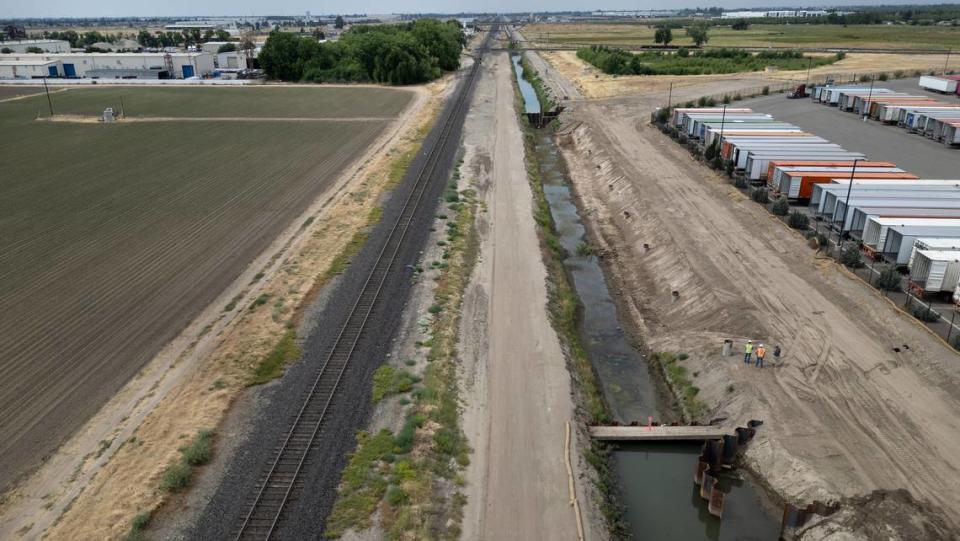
top-left (511, 54), bottom-right (541, 115)
top-left (530, 128), bottom-right (780, 540)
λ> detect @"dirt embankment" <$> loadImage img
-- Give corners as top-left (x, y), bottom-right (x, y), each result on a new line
top-left (554, 94), bottom-right (960, 538)
top-left (540, 50), bottom-right (953, 100)
top-left (0, 80), bottom-right (445, 541)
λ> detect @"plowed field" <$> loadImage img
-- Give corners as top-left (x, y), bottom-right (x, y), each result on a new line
top-left (0, 86), bottom-right (411, 492)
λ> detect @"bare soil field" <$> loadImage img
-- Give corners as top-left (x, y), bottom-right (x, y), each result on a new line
top-left (0, 86), bottom-right (412, 493)
top-left (523, 23), bottom-right (960, 50)
top-left (540, 49), bottom-right (952, 99)
top-left (553, 85), bottom-right (960, 536)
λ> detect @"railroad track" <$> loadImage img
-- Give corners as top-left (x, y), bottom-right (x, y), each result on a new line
top-left (233, 29), bottom-right (495, 541)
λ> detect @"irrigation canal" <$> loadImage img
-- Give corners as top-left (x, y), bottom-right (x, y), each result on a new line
top-left (515, 53), bottom-right (780, 540)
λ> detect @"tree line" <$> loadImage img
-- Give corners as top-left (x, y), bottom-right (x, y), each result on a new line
top-left (577, 45), bottom-right (838, 76)
top-left (258, 19), bottom-right (465, 85)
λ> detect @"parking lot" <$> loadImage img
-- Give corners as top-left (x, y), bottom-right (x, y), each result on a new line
top-left (741, 77), bottom-right (959, 178)
top-left (730, 81), bottom-right (960, 346)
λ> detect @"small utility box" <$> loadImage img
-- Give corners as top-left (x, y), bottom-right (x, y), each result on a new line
top-left (102, 107), bottom-right (115, 123)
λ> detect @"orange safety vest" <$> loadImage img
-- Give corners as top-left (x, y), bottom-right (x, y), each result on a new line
top-left (756, 346), bottom-right (766, 358)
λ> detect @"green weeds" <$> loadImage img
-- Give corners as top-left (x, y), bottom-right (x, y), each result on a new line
top-left (249, 329), bottom-right (300, 385)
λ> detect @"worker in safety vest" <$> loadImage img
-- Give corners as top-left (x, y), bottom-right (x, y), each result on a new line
top-left (755, 344), bottom-right (767, 368)
top-left (743, 340), bottom-right (753, 364)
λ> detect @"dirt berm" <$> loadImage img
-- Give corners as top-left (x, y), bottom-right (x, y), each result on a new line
top-left (554, 93), bottom-right (960, 539)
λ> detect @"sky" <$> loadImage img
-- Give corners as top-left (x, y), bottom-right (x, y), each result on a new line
top-left (5, 0), bottom-right (958, 18)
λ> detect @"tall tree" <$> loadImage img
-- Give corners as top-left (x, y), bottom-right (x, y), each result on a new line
top-left (686, 21), bottom-right (710, 47)
top-left (654, 25), bottom-right (673, 47)
top-left (334, 16), bottom-right (345, 29)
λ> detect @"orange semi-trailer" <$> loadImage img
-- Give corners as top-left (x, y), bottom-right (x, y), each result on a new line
top-left (780, 171), bottom-right (919, 200)
top-left (764, 160), bottom-right (896, 183)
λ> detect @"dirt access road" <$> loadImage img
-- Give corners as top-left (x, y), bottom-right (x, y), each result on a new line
top-left (536, 52), bottom-right (960, 536)
top-left (458, 52), bottom-right (598, 540)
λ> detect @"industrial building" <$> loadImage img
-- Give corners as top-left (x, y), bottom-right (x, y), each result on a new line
top-left (0, 39), bottom-right (71, 53)
top-left (0, 52), bottom-right (214, 79)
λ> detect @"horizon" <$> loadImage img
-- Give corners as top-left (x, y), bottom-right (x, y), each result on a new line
top-left (5, 0), bottom-right (959, 20)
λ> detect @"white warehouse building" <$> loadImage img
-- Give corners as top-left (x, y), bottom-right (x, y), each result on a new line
top-left (0, 39), bottom-right (71, 53)
top-left (0, 52), bottom-right (214, 79)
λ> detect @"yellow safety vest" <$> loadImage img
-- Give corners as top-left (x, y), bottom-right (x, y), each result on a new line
top-left (745, 343), bottom-right (753, 354)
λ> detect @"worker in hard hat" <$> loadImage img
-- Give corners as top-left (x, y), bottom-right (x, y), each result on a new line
top-left (755, 344), bottom-right (767, 368)
top-left (744, 340), bottom-right (754, 364)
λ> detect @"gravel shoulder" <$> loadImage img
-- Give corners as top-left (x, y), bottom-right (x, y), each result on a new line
top-left (458, 52), bottom-right (592, 541)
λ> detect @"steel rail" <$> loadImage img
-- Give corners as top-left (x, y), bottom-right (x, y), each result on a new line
top-left (234, 29), bottom-right (494, 541)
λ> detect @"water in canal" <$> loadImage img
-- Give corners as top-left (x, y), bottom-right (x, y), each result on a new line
top-left (515, 64), bottom-right (780, 537)
top-left (511, 54), bottom-right (541, 115)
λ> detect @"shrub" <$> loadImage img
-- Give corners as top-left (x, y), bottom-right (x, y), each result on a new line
top-left (840, 246), bottom-right (864, 268)
top-left (788, 210), bottom-right (809, 230)
top-left (677, 47), bottom-right (689, 57)
top-left (722, 94), bottom-right (731, 104)
top-left (704, 141), bottom-right (719, 160)
top-left (877, 72), bottom-right (889, 81)
top-left (180, 430), bottom-right (214, 466)
top-left (750, 187), bottom-right (770, 204)
top-left (684, 100), bottom-right (695, 108)
top-left (697, 96), bottom-right (708, 107)
top-left (835, 51), bottom-right (847, 60)
top-left (733, 92), bottom-right (742, 101)
top-left (161, 462), bottom-right (192, 491)
top-left (706, 97), bottom-right (717, 106)
top-left (711, 156), bottom-right (723, 170)
top-left (875, 265), bottom-right (902, 291)
top-left (893, 70), bottom-right (904, 79)
top-left (761, 85), bottom-right (770, 95)
top-left (771, 197), bottom-right (789, 216)
top-left (859, 74), bottom-right (871, 83)
top-left (725, 160), bottom-right (735, 176)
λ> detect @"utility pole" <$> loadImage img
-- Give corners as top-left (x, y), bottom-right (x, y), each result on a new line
top-left (863, 76), bottom-right (874, 121)
top-left (667, 81), bottom-right (673, 110)
top-left (805, 56), bottom-right (812, 85)
top-left (836, 158), bottom-right (860, 257)
top-left (719, 103), bottom-right (727, 143)
top-left (946, 49), bottom-right (952, 75)
top-left (42, 77), bottom-right (54, 117)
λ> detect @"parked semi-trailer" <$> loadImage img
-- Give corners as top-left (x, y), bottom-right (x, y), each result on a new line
top-left (767, 161), bottom-right (904, 191)
top-left (780, 171), bottom-right (917, 200)
top-left (909, 237), bottom-right (960, 268)
top-left (909, 250), bottom-right (960, 295)
top-left (767, 159), bottom-right (877, 183)
top-left (864, 218), bottom-right (960, 258)
top-left (920, 75), bottom-right (960, 95)
top-left (744, 151), bottom-right (866, 181)
top-left (844, 206), bottom-right (960, 235)
top-left (900, 107), bottom-right (960, 129)
top-left (813, 181), bottom-right (960, 215)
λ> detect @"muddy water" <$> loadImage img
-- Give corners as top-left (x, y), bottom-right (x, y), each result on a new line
top-left (530, 129), bottom-right (779, 540)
